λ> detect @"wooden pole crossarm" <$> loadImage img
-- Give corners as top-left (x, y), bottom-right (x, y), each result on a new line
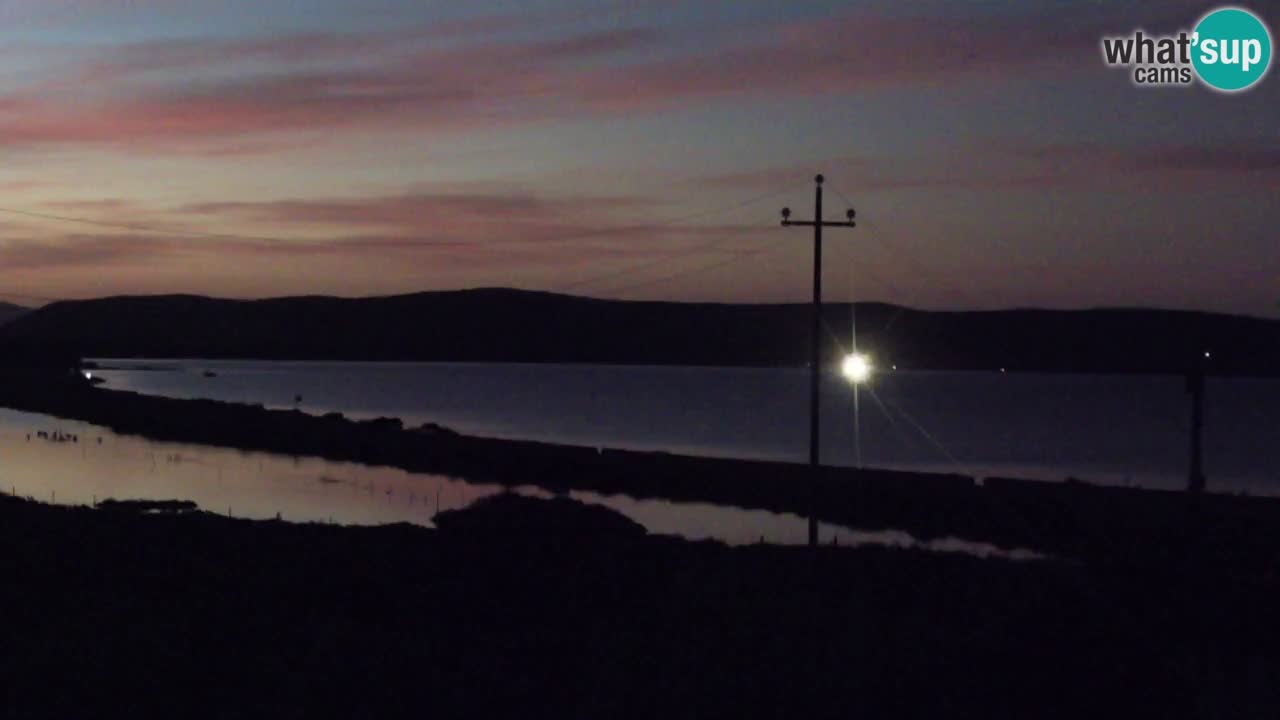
top-left (781, 220), bottom-right (857, 228)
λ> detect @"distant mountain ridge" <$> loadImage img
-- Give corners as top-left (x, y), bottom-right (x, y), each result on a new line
top-left (2, 288), bottom-right (1278, 375)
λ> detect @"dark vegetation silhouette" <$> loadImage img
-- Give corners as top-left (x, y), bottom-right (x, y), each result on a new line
top-left (2, 490), bottom-right (1279, 718)
top-left (432, 492), bottom-right (648, 538)
top-left (0, 344), bottom-right (80, 370)
top-left (94, 498), bottom-right (199, 514)
top-left (0, 300), bottom-right (25, 326)
top-left (3, 288), bottom-right (1279, 374)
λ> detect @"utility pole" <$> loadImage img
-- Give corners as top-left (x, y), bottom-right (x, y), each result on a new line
top-left (1187, 353), bottom-right (1208, 494)
top-left (782, 174), bottom-right (856, 546)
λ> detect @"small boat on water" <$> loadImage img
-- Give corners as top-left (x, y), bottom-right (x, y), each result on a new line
top-left (202, 370), bottom-right (218, 378)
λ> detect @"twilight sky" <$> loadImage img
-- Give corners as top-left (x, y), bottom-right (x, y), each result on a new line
top-left (0, 0), bottom-right (1277, 314)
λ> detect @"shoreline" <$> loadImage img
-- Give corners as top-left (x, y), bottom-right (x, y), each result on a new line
top-left (83, 355), bottom-right (1223, 379)
top-left (5, 370), bottom-right (1280, 568)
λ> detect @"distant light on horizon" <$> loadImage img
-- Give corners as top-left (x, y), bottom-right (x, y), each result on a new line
top-left (842, 353), bottom-right (872, 384)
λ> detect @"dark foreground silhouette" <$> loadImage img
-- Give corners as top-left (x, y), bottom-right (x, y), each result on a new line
top-left (2, 491), bottom-right (1279, 718)
top-left (0, 300), bottom-right (24, 327)
top-left (6, 372), bottom-right (1280, 715)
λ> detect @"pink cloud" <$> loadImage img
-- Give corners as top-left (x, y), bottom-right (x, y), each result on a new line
top-left (0, 179), bottom-right (46, 191)
top-left (697, 161), bottom-right (869, 190)
top-left (0, 183), bottom-right (775, 291)
top-left (1124, 146), bottom-right (1280, 173)
top-left (703, 135), bottom-right (1280, 198)
top-left (0, 4), bottom-right (1212, 154)
top-left (698, 155), bottom-right (1070, 196)
top-left (0, 27), bottom-right (658, 152)
top-left (184, 190), bottom-right (653, 247)
top-left (0, 233), bottom-right (171, 270)
top-left (1012, 142), bottom-right (1280, 190)
top-left (572, 4), bottom-right (1207, 111)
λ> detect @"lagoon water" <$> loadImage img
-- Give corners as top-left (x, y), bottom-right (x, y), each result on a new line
top-left (87, 359), bottom-right (1280, 492)
top-left (7, 358), bottom-right (1273, 553)
top-left (1, 406), bottom-right (1040, 556)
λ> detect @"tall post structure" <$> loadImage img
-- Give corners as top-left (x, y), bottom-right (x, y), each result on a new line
top-left (1187, 355), bottom-right (1207, 494)
top-left (782, 174), bottom-right (856, 546)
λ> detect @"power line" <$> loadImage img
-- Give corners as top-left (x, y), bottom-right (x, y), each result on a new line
top-left (554, 179), bottom-right (812, 294)
top-left (0, 179), bottom-right (809, 292)
top-left (559, 236), bottom-right (728, 294)
top-left (829, 184), bottom-right (984, 308)
top-left (1, 179), bottom-right (811, 305)
top-left (0, 206), bottom-right (322, 246)
top-left (604, 239), bottom-right (787, 297)
top-left (826, 184), bottom-right (994, 344)
top-left (0, 201), bottom-right (661, 249)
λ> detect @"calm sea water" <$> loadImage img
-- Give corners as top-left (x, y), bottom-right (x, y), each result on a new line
top-left (88, 359), bottom-right (1280, 493)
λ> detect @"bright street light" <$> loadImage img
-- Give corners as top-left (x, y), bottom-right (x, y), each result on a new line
top-left (842, 353), bottom-right (872, 384)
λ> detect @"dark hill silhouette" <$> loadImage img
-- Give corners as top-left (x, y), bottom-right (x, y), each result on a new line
top-left (0, 301), bottom-right (26, 326)
top-left (2, 288), bottom-right (1278, 375)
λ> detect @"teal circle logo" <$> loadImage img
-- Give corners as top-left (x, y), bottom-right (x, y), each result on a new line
top-left (1192, 7), bottom-right (1272, 92)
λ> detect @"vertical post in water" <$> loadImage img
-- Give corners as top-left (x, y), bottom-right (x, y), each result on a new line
top-left (1187, 358), bottom-right (1206, 494)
